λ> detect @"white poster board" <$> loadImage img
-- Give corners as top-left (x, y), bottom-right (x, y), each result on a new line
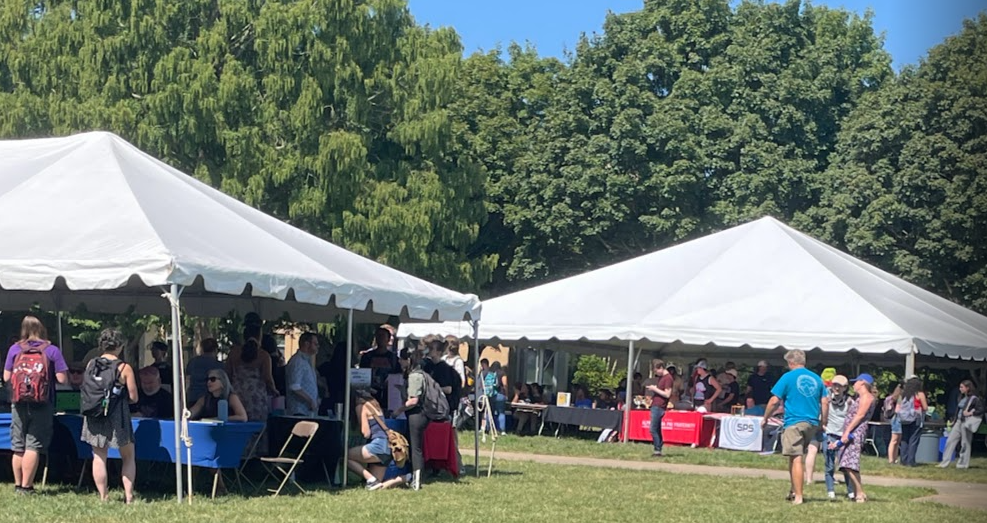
top-left (718, 416), bottom-right (763, 451)
top-left (349, 368), bottom-right (372, 388)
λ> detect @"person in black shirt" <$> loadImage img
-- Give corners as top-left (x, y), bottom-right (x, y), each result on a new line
top-left (421, 338), bottom-right (460, 412)
top-left (746, 360), bottom-right (775, 409)
top-left (131, 366), bottom-right (174, 419)
top-left (716, 369), bottom-right (742, 412)
top-left (148, 341), bottom-right (173, 385)
top-left (421, 337), bottom-right (462, 475)
top-left (359, 325), bottom-right (399, 406)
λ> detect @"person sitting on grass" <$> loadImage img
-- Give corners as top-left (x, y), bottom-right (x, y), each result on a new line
top-left (348, 390), bottom-right (393, 491)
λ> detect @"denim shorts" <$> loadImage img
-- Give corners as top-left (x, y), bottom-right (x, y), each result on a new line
top-left (365, 437), bottom-right (392, 466)
top-left (891, 415), bottom-right (902, 434)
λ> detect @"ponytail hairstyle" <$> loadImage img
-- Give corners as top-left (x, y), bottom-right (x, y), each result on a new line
top-left (242, 324), bottom-right (262, 363)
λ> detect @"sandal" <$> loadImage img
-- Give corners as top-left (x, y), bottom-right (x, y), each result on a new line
top-left (855, 494), bottom-right (868, 503)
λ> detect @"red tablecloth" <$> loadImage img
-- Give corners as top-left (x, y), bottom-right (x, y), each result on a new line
top-left (619, 409), bottom-right (716, 447)
top-left (660, 410), bottom-right (716, 447)
top-left (423, 421), bottom-right (459, 477)
top-left (622, 409), bottom-right (653, 442)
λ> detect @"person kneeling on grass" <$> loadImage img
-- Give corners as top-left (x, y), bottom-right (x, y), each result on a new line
top-left (348, 390), bottom-right (398, 490)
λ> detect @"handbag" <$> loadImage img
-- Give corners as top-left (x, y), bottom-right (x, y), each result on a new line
top-left (370, 409), bottom-right (409, 468)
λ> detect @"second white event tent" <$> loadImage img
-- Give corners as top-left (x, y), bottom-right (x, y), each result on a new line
top-left (0, 131), bottom-right (481, 499)
top-left (400, 216), bottom-right (987, 435)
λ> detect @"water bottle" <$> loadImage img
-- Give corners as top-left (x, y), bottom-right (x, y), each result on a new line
top-left (834, 434), bottom-right (855, 449)
top-left (218, 399), bottom-right (229, 422)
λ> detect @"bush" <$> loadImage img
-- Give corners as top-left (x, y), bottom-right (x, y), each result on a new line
top-left (572, 355), bottom-right (623, 396)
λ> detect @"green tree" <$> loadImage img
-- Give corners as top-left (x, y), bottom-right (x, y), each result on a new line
top-left (464, 0), bottom-right (891, 288)
top-left (0, 0), bottom-right (494, 291)
top-left (806, 14), bottom-right (987, 314)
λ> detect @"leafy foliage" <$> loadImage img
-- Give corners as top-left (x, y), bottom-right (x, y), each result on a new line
top-left (571, 354), bottom-right (623, 395)
top-left (0, 0), bottom-right (493, 292)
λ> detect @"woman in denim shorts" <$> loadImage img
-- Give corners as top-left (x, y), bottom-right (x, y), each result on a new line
top-left (347, 390), bottom-right (393, 490)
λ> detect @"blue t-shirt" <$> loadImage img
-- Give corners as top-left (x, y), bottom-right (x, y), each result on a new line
top-left (770, 367), bottom-right (827, 428)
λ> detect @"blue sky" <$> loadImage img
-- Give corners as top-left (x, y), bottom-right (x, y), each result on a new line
top-left (407, 0), bottom-right (987, 70)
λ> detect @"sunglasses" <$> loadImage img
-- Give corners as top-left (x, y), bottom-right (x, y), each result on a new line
top-left (207, 376), bottom-right (220, 383)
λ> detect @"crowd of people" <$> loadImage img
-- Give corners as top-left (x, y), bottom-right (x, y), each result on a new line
top-left (2, 313), bottom-right (984, 503)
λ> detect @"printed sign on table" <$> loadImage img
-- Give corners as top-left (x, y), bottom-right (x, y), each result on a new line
top-left (718, 416), bottom-right (763, 451)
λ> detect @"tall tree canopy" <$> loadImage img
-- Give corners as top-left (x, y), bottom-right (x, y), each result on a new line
top-left (0, 0), bottom-right (494, 291)
top-left (806, 14), bottom-right (987, 312)
top-left (463, 0), bottom-right (892, 287)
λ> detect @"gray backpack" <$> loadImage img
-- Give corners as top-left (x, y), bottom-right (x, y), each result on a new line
top-left (414, 370), bottom-right (450, 421)
top-left (898, 396), bottom-right (920, 424)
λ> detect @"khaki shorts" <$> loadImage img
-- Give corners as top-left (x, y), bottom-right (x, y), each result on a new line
top-left (781, 422), bottom-right (818, 456)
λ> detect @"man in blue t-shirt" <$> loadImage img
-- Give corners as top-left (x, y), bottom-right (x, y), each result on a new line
top-left (761, 349), bottom-right (827, 505)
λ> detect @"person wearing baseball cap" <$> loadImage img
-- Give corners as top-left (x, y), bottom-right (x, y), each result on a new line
top-left (830, 373), bottom-right (877, 503)
top-left (821, 375), bottom-right (854, 500)
top-left (715, 369), bottom-right (741, 413)
top-left (690, 359), bottom-right (721, 412)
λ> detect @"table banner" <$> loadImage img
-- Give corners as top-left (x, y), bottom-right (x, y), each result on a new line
top-left (718, 416), bottom-right (763, 451)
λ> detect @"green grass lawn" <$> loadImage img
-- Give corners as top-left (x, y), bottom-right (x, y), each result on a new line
top-left (461, 431), bottom-right (987, 484)
top-left (0, 458), bottom-right (980, 523)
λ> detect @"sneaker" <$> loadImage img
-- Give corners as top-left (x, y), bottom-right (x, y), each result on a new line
top-left (481, 434), bottom-right (487, 443)
top-left (847, 492), bottom-right (855, 500)
top-left (651, 451), bottom-right (663, 458)
top-left (827, 491), bottom-right (836, 501)
top-left (365, 479), bottom-right (383, 491)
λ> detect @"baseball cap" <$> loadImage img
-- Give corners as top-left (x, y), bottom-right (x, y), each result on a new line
top-left (851, 373), bottom-right (874, 384)
top-left (831, 375), bottom-right (849, 386)
top-left (695, 360), bottom-right (708, 370)
top-left (725, 369), bottom-right (738, 379)
top-left (756, 360), bottom-right (768, 367)
top-left (907, 374), bottom-right (920, 380)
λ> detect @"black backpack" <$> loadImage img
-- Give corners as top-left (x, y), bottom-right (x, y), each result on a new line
top-left (80, 357), bottom-right (124, 417)
top-left (415, 370), bottom-right (450, 421)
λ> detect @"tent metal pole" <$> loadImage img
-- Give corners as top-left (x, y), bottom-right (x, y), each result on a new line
top-left (905, 342), bottom-right (916, 378)
top-left (343, 308), bottom-right (354, 488)
top-left (473, 320), bottom-right (480, 478)
top-left (623, 340), bottom-right (634, 443)
top-left (168, 284), bottom-right (184, 503)
top-left (56, 311), bottom-right (63, 351)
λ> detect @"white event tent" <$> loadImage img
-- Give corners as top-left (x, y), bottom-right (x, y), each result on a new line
top-left (0, 131), bottom-right (481, 499)
top-left (399, 217), bottom-right (987, 438)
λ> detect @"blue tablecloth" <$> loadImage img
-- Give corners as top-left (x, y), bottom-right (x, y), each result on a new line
top-left (0, 413), bottom-right (12, 451)
top-left (54, 414), bottom-right (263, 469)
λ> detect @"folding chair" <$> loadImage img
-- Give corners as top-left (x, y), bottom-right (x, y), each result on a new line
top-left (230, 423), bottom-right (268, 493)
top-left (257, 421), bottom-right (318, 496)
